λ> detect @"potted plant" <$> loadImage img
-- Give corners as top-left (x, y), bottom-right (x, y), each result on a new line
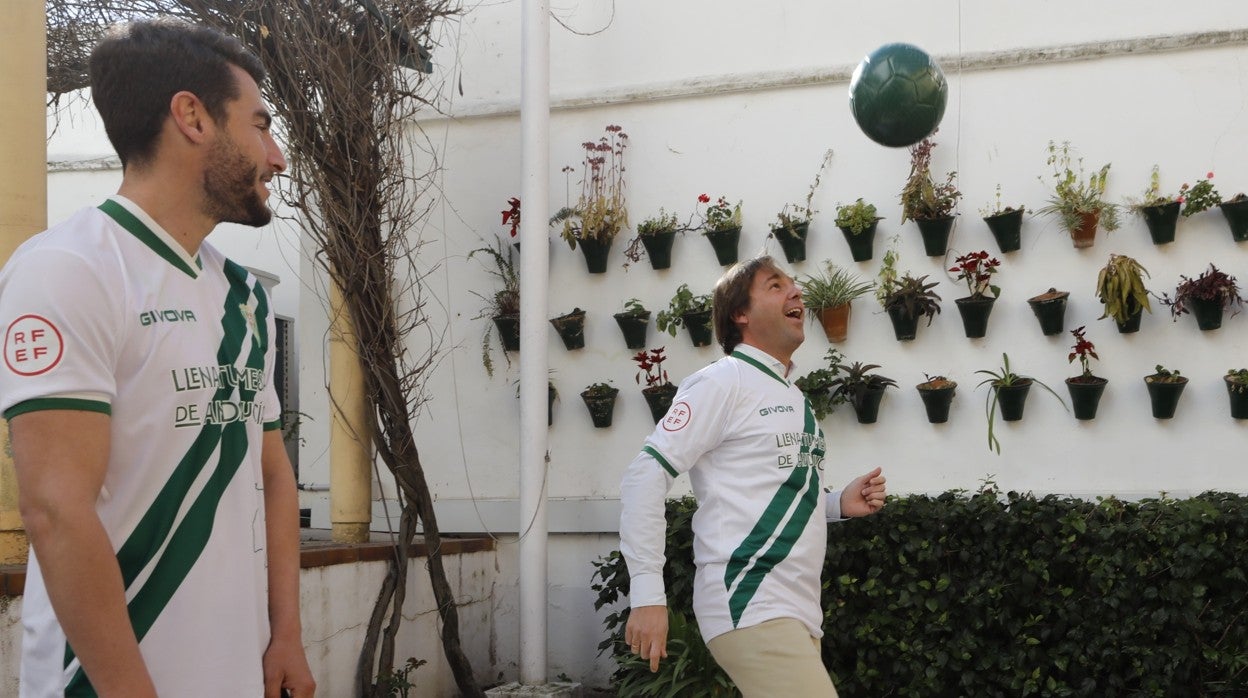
top-left (834, 198), bottom-right (883, 262)
top-left (899, 136), bottom-right (961, 256)
top-left (613, 298), bottom-right (651, 350)
top-left (549, 307), bottom-right (587, 350)
top-left (1027, 287), bottom-right (1070, 336)
top-left (948, 250), bottom-right (1001, 339)
top-left (468, 240), bottom-right (520, 377)
top-left (975, 353), bottom-right (1065, 453)
top-left (1127, 165), bottom-right (1182, 245)
top-left (1065, 326), bottom-right (1107, 420)
top-left (1144, 365), bottom-right (1187, 420)
top-left (580, 381), bottom-right (620, 428)
top-left (1159, 264), bottom-right (1243, 331)
top-left (828, 360), bottom-right (898, 424)
top-left (1095, 254), bottom-right (1151, 333)
top-left (550, 124), bottom-right (628, 273)
top-left (501, 196), bottom-right (521, 250)
top-left (1219, 192), bottom-right (1248, 242)
top-left (1224, 368), bottom-right (1248, 419)
top-left (657, 284), bottom-right (714, 348)
top-left (1180, 172), bottom-right (1221, 219)
top-left (1037, 140), bottom-right (1120, 248)
top-left (635, 347), bottom-right (676, 423)
top-left (624, 209), bottom-right (681, 270)
top-left (697, 194), bottom-right (743, 266)
top-left (794, 348), bottom-right (846, 420)
top-left (876, 244), bottom-right (941, 342)
top-left (771, 149), bottom-right (834, 264)
top-left (798, 261), bottom-right (874, 343)
top-left (915, 374), bottom-right (957, 424)
top-left (980, 184), bottom-right (1025, 253)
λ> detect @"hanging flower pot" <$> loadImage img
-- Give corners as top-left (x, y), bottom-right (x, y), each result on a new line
top-left (1219, 195), bottom-right (1248, 242)
top-left (839, 221), bottom-right (878, 262)
top-left (1116, 305), bottom-right (1144, 334)
top-left (681, 309), bottom-right (714, 347)
top-left (994, 380), bottom-right (1033, 421)
top-left (983, 207), bottom-right (1024, 253)
top-left (704, 226), bottom-right (741, 266)
top-left (1141, 201), bottom-right (1180, 245)
top-left (1027, 289), bottom-right (1069, 336)
top-left (1189, 296), bottom-right (1225, 331)
top-left (642, 383), bottom-right (678, 424)
top-left (886, 305), bottom-right (921, 342)
top-left (915, 215), bottom-right (955, 257)
top-left (577, 236), bottom-right (613, 274)
top-left (1065, 377), bottom-right (1107, 421)
top-left (916, 377), bottom-right (957, 424)
top-left (1070, 211), bottom-right (1100, 249)
top-left (613, 309), bottom-right (651, 350)
top-left (549, 308), bottom-right (586, 350)
top-left (815, 303), bottom-right (852, 343)
top-left (1225, 372), bottom-right (1248, 419)
top-left (850, 386), bottom-right (888, 424)
top-left (547, 383), bottom-right (556, 426)
top-left (579, 384), bottom-right (619, 428)
top-left (772, 222), bottom-right (809, 264)
top-left (1145, 371), bottom-right (1188, 419)
top-left (492, 313), bottom-right (521, 352)
top-left (954, 296), bottom-right (996, 339)
top-left (639, 230), bottom-right (677, 270)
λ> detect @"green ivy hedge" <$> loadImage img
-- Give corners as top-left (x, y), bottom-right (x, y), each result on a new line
top-left (592, 490), bottom-right (1248, 697)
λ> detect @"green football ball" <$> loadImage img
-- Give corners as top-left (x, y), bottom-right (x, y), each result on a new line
top-left (849, 43), bottom-right (948, 148)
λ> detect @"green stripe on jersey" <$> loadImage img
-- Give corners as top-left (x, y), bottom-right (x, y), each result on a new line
top-left (3, 397), bottom-right (110, 420)
top-left (731, 350), bottom-right (788, 387)
top-left (65, 265), bottom-right (267, 692)
top-left (643, 445), bottom-right (679, 478)
top-left (98, 200), bottom-right (198, 279)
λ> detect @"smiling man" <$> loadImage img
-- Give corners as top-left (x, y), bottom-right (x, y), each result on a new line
top-left (619, 256), bottom-right (887, 697)
top-left (0, 19), bottom-right (313, 697)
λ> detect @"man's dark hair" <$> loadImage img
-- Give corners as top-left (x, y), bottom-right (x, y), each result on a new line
top-left (88, 18), bottom-right (266, 169)
top-left (713, 255), bottom-right (780, 355)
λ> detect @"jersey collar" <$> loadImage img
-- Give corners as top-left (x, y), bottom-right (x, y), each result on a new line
top-left (99, 196), bottom-right (203, 279)
top-left (730, 343), bottom-right (796, 386)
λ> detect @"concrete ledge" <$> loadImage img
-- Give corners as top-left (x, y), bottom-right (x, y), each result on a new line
top-left (486, 682), bottom-right (583, 697)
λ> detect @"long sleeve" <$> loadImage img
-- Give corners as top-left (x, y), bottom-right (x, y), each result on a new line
top-left (619, 449), bottom-right (675, 607)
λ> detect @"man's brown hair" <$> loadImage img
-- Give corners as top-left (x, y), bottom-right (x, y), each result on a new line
top-left (713, 256), bottom-right (781, 355)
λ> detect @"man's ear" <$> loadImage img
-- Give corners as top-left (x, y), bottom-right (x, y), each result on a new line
top-left (169, 90), bottom-right (212, 145)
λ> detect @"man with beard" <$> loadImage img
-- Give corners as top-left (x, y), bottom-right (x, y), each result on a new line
top-left (0, 19), bottom-right (314, 697)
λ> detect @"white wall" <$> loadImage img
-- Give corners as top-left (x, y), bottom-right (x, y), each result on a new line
top-left (288, 3), bottom-right (1248, 684)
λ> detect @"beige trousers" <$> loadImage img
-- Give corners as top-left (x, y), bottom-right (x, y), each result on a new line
top-left (706, 617), bottom-right (838, 698)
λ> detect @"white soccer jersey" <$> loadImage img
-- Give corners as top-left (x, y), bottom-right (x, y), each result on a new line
top-left (0, 196), bottom-right (282, 697)
top-left (620, 343), bottom-right (843, 643)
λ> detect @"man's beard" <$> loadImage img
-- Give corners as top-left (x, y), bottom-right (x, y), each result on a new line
top-left (203, 133), bottom-right (272, 227)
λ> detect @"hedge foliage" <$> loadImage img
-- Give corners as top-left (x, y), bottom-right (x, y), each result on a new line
top-left (591, 489), bottom-right (1248, 697)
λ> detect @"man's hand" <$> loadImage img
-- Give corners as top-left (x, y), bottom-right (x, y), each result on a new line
top-left (263, 636), bottom-right (316, 697)
top-left (840, 467), bottom-right (887, 517)
top-left (624, 605), bottom-right (669, 672)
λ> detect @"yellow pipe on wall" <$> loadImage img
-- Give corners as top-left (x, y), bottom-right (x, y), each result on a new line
top-left (328, 282), bottom-right (372, 543)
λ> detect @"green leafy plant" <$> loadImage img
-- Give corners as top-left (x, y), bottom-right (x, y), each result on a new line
top-left (775, 149), bottom-right (835, 235)
top-left (979, 183), bottom-right (1023, 218)
top-left (948, 250), bottom-right (1001, 299)
top-left (833, 198), bottom-right (881, 235)
top-left (1226, 368), bottom-right (1248, 393)
top-left (1127, 164), bottom-right (1181, 211)
top-left (656, 284), bottom-right (713, 336)
top-left (975, 353), bottom-right (1065, 453)
top-left (636, 209), bottom-right (680, 237)
top-left (376, 657), bottom-right (427, 698)
top-left (881, 274), bottom-right (942, 325)
top-left (1180, 172), bottom-right (1221, 217)
top-left (582, 381), bottom-right (616, 397)
top-left (828, 360), bottom-right (897, 411)
top-left (873, 237), bottom-right (901, 306)
top-left (468, 240), bottom-right (521, 376)
top-left (794, 348), bottom-right (846, 420)
top-left (551, 124), bottom-right (629, 248)
top-left (617, 297), bottom-right (649, 318)
top-left (899, 136), bottom-right (960, 223)
top-left (697, 193), bottom-right (742, 233)
top-left (1146, 364), bottom-right (1184, 383)
top-left (1095, 254), bottom-right (1151, 325)
top-left (1159, 264), bottom-right (1244, 319)
top-left (798, 262), bottom-right (874, 312)
top-left (1037, 140), bottom-right (1120, 235)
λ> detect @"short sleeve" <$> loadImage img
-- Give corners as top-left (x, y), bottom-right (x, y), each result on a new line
top-left (0, 246), bottom-right (121, 419)
top-left (257, 287), bottom-right (283, 431)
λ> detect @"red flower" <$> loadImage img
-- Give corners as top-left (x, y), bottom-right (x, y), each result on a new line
top-left (698, 194), bottom-right (711, 204)
top-left (1208, 172), bottom-right (1215, 179)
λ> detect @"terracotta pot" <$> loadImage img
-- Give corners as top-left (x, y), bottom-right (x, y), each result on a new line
top-left (815, 303), bottom-right (852, 343)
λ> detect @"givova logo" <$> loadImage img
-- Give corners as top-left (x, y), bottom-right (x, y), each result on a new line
top-left (139, 309), bottom-right (197, 326)
top-left (759, 405), bottom-right (795, 417)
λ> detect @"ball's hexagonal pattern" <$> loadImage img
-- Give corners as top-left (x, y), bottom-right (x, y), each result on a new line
top-left (849, 43), bottom-right (948, 148)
